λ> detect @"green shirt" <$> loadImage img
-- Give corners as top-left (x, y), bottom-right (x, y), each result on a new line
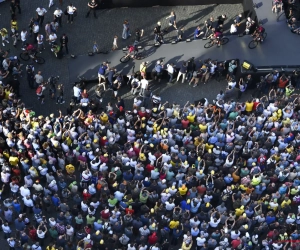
top-left (108, 198), bottom-right (118, 206)
top-left (75, 216), bottom-right (83, 224)
top-left (86, 215), bottom-right (95, 225)
top-left (49, 228), bottom-right (58, 238)
top-left (139, 192), bottom-right (148, 203)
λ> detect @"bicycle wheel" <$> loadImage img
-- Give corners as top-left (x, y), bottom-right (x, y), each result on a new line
top-left (220, 37), bottom-right (229, 45)
top-left (248, 40), bottom-right (258, 49)
top-left (120, 55), bottom-right (130, 63)
top-left (277, 11), bottom-right (286, 22)
top-left (19, 52), bottom-right (30, 61)
top-left (204, 41), bottom-right (214, 48)
top-left (262, 32), bottom-right (267, 40)
top-left (35, 56), bottom-right (45, 64)
top-left (135, 52), bottom-right (145, 60)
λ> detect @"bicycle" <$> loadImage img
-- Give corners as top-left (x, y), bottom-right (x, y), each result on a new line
top-left (120, 49), bottom-right (145, 63)
top-left (248, 32), bottom-right (267, 49)
top-left (204, 37), bottom-right (229, 49)
top-left (19, 51), bottom-right (45, 64)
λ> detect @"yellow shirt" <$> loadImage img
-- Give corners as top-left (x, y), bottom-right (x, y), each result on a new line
top-left (140, 64), bottom-right (147, 73)
top-left (187, 114), bottom-right (195, 123)
top-left (281, 199), bottom-right (291, 208)
top-left (4, 89), bottom-right (10, 100)
top-left (169, 220), bottom-right (179, 229)
top-left (178, 186), bottom-right (188, 195)
top-left (9, 156), bottom-right (19, 166)
top-left (199, 124), bottom-right (207, 132)
top-left (235, 208), bottom-right (244, 216)
top-left (245, 102), bottom-right (254, 112)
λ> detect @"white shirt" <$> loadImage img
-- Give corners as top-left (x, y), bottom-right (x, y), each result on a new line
top-left (23, 197), bottom-right (34, 207)
top-left (73, 86), bottom-right (81, 97)
top-left (10, 183), bottom-right (19, 193)
top-left (20, 186), bottom-right (31, 197)
top-left (165, 201), bottom-right (175, 210)
top-left (49, 33), bottom-right (57, 42)
top-left (196, 237), bottom-right (206, 246)
top-left (37, 35), bottom-right (44, 45)
top-left (67, 6), bottom-right (76, 14)
top-left (140, 79), bottom-right (148, 89)
top-left (36, 8), bottom-right (47, 16)
top-left (37, 230), bottom-right (46, 238)
top-left (81, 201), bottom-right (88, 212)
top-left (2, 225), bottom-right (11, 233)
top-left (21, 31), bottom-right (27, 41)
top-left (66, 226), bottom-right (74, 235)
top-left (54, 9), bottom-right (63, 17)
top-left (167, 64), bottom-right (174, 74)
top-left (209, 217), bottom-right (220, 227)
top-left (33, 25), bottom-right (40, 34)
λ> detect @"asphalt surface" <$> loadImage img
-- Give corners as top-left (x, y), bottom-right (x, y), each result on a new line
top-left (0, 1), bottom-right (243, 116)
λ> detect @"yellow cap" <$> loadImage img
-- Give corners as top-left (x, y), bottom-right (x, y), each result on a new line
top-left (206, 203), bottom-right (210, 207)
top-left (244, 224), bottom-right (248, 229)
top-left (150, 208), bottom-right (155, 213)
top-left (199, 170), bottom-right (203, 174)
top-left (165, 189), bottom-right (169, 193)
top-left (172, 186), bottom-right (175, 190)
top-left (187, 199), bottom-right (191, 204)
top-left (104, 153), bottom-right (108, 157)
top-left (211, 170), bottom-right (215, 175)
top-left (100, 240), bottom-right (104, 244)
top-left (208, 149), bottom-right (212, 153)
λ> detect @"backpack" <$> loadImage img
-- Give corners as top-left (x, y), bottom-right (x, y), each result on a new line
top-left (36, 85), bottom-right (42, 95)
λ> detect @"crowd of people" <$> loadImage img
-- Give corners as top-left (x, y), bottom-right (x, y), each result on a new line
top-left (2, 1), bottom-right (300, 250)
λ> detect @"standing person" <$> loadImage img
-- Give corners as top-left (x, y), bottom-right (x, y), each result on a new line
top-left (177, 62), bottom-right (187, 83)
top-left (34, 71), bottom-right (43, 88)
top-left (14, 0), bottom-right (21, 14)
top-left (134, 28), bottom-right (144, 46)
top-left (60, 34), bottom-right (69, 54)
top-left (10, 0), bottom-right (16, 19)
top-left (0, 28), bottom-right (9, 47)
top-left (86, 0), bottom-right (98, 18)
top-left (20, 29), bottom-right (28, 49)
top-left (154, 60), bottom-right (163, 83)
top-left (37, 34), bottom-right (45, 52)
top-left (54, 8), bottom-right (63, 27)
top-left (45, 22), bottom-right (51, 40)
top-left (237, 78), bottom-right (247, 100)
top-left (26, 64), bottom-right (35, 89)
top-left (154, 22), bottom-right (162, 43)
top-left (122, 20), bottom-right (130, 40)
top-left (204, 17), bottom-right (214, 38)
top-left (36, 7), bottom-right (47, 26)
top-left (98, 62), bottom-right (109, 87)
top-left (166, 11), bottom-right (177, 31)
top-left (56, 84), bottom-right (65, 104)
top-left (67, 4), bottom-right (77, 24)
top-left (167, 63), bottom-right (175, 83)
top-left (140, 77), bottom-right (148, 97)
top-left (32, 22), bottom-right (39, 44)
top-left (11, 18), bottom-right (19, 47)
top-left (28, 18), bottom-right (35, 38)
top-left (112, 35), bottom-right (118, 51)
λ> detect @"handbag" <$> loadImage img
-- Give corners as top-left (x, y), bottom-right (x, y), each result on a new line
top-left (73, 10), bottom-right (78, 17)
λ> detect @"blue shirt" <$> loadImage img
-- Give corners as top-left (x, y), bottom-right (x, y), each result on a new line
top-left (194, 28), bottom-right (201, 36)
top-left (155, 64), bottom-right (163, 73)
top-left (180, 200), bottom-right (191, 211)
top-left (123, 172), bottom-right (133, 181)
top-left (265, 216), bottom-right (275, 225)
top-left (98, 65), bottom-right (108, 75)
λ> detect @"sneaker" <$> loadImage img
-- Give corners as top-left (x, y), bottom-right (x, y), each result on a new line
top-left (189, 82), bottom-right (191, 85)
top-left (61, 101), bottom-right (65, 104)
top-left (71, 21), bottom-right (73, 24)
top-left (21, 48), bottom-right (25, 50)
top-left (2, 43), bottom-right (5, 46)
top-left (41, 101), bottom-right (44, 104)
top-left (5, 40), bottom-right (9, 44)
top-left (261, 39), bottom-right (264, 42)
top-left (193, 84), bottom-right (197, 87)
top-left (56, 102), bottom-right (59, 104)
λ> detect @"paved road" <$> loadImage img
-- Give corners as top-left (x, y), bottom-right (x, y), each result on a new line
top-left (0, 1), bottom-right (243, 115)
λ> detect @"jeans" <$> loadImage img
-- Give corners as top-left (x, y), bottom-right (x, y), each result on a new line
top-left (168, 73), bottom-right (174, 82)
top-left (68, 14), bottom-right (74, 22)
top-left (186, 71), bottom-right (193, 81)
top-left (177, 72), bottom-right (186, 83)
top-left (57, 95), bottom-right (64, 103)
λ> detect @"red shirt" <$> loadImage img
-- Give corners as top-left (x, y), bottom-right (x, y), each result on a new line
top-left (125, 208), bottom-right (134, 215)
top-left (146, 164), bottom-right (155, 173)
top-left (83, 192), bottom-right (91, 201)
top-left (231, 239), bottom-right (241, 249)
top-left (148, 234), bottom-right (158, 245)
top-left (253, 101), bottom-right (259, 111)
top-left (181, 119), bottom-right (190, 129)
top-left (101, 210), bottom-right (110, 220)
top-left (197, 185), bottom-right (206, 194)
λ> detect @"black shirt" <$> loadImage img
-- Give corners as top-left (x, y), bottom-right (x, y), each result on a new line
top-left (154, 25), bottom-right (161, 34)
top-left (217, 15), bottom-right (226, 25)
